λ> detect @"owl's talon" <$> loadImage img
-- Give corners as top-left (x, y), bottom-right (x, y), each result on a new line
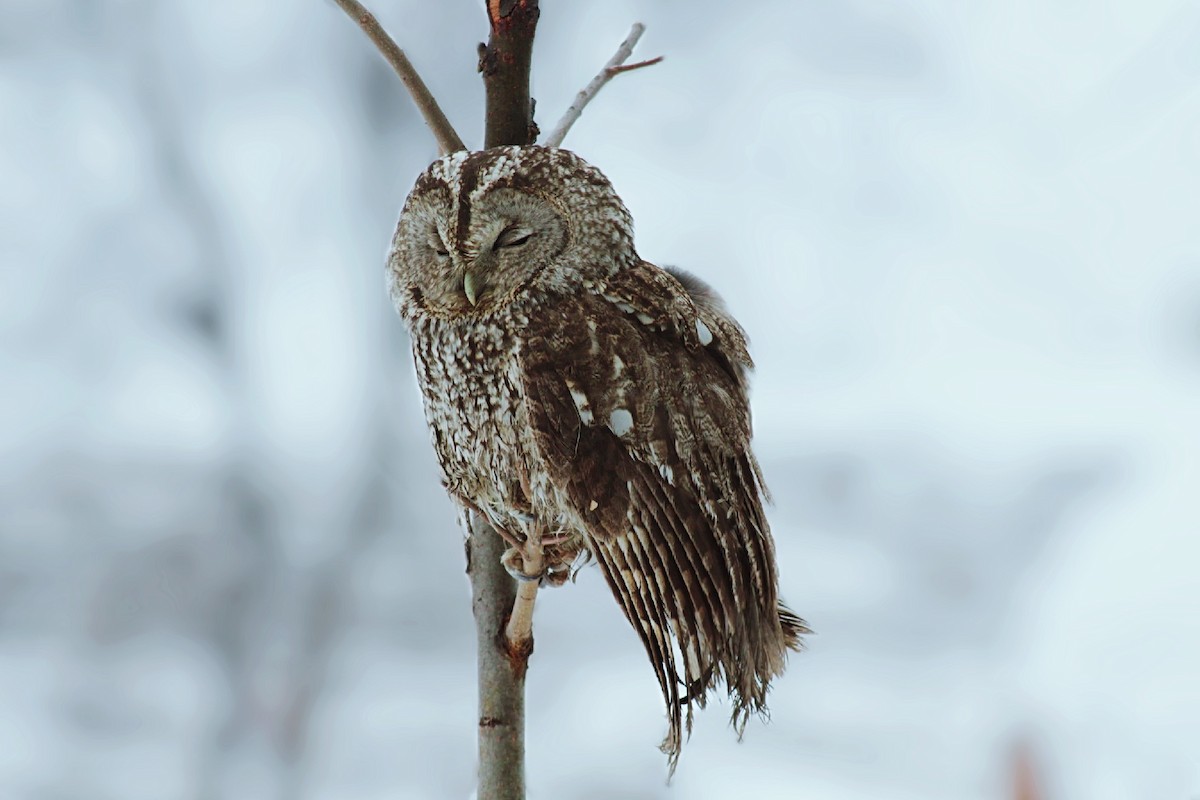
top-left (501, 545), bottom-right (544, 583)
top-left (501, 544), bottom-right (574, 587)
top-left (541, 565), bottom-right (572, 587)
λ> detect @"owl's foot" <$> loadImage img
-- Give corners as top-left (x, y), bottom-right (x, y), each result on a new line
top-left (500, 531), bottom-right (576, 587)
top-left (500, 544), bottom-right (572, 587)
top-left (500, 544), bottom-right (537, 582)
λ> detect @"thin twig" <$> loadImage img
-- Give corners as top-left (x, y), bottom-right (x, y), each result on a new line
top-left (543, 23), bottom-right (663, 148)
top-left (331, 0), bottom-right (466, 154)
top-left (503, 535), bottom-right (544, 648)
top-left (607, 56), bottom-right (664, 75)
top-left (504, 581), bottom-right (540, 647)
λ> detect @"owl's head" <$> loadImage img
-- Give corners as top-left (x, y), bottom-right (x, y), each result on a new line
top-left (388, 146), bottom-right (636, 321)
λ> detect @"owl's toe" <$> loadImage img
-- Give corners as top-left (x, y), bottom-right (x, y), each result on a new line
top-left (500, 544), bottom-right (576, 587)
top-left (541, 564), bottom-right (572, 587)
top-left (500, 545), bottom-right (544, 584)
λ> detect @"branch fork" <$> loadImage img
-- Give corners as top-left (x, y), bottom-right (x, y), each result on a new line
top-left (333, 0), bottom-right (661, 154)
top-left (543, 23), bottom-right (663, 148)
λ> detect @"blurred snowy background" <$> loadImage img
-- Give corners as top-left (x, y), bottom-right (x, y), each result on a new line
top-left (3, 0), bottom-right (1199, 798)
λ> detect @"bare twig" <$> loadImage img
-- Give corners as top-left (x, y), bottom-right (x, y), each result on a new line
top-left (543, 23), bottom-right (663, 148)
top-left (607, 56), bottom-right (664, 75)
top-left (504, 580), bottom-right (540, 649)
top-left (331, 0), bottom-right (466, 154)
top-left (503, 534), bottom-right (543, 648)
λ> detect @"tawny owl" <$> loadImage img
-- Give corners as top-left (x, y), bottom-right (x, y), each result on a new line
top-left (387, 145), bottom-right (806, 765)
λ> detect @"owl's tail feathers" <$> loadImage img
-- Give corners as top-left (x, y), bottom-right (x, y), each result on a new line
top-left (588, 468), bottom-right (808, 774)
top-left (726, 600), bottom-right (810, 738)
top-left (779, 604), bottom-right (812, 653)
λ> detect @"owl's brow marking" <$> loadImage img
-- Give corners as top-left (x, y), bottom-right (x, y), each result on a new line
top-left (452, 150), bottom-right (535, 252)
top-left (453, 152), bottom-right (487, 249)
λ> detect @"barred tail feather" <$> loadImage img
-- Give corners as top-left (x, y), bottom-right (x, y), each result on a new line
top-left (587, 463), bottom-right (806, 772)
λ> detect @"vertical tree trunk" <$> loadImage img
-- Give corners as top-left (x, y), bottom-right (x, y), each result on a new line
top-left (470, 514), bottom-right (527, 799)
top-left (471, 5), bottom-right (540, 798)
top-left (481, 0), bottom-right (540, 151)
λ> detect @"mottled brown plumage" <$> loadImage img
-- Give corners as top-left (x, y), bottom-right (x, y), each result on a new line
top-left (388, 146), bottom-right (806, 767)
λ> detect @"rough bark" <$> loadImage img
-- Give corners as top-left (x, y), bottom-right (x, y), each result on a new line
top-left (480, 0), bottom-right (540, 150)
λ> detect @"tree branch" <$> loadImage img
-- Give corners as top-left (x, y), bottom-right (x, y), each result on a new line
top-left (331, 0), bottom-right (466, 154)
top-left (468, 513), bottom-right (526, 800)
top-left (480, 0), bottom-right (540, 149)
top-left (472, 5), bottom-right (541, 799)
top-left (503, 528), bottom-right (543, 648)
top-left (542, 23), bottom-right (662, 148)
top-left (608, 56), bottom-right (665, 75)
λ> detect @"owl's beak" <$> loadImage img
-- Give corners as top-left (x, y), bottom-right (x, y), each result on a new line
top-left (463, 271), bottom-right (481, 306)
